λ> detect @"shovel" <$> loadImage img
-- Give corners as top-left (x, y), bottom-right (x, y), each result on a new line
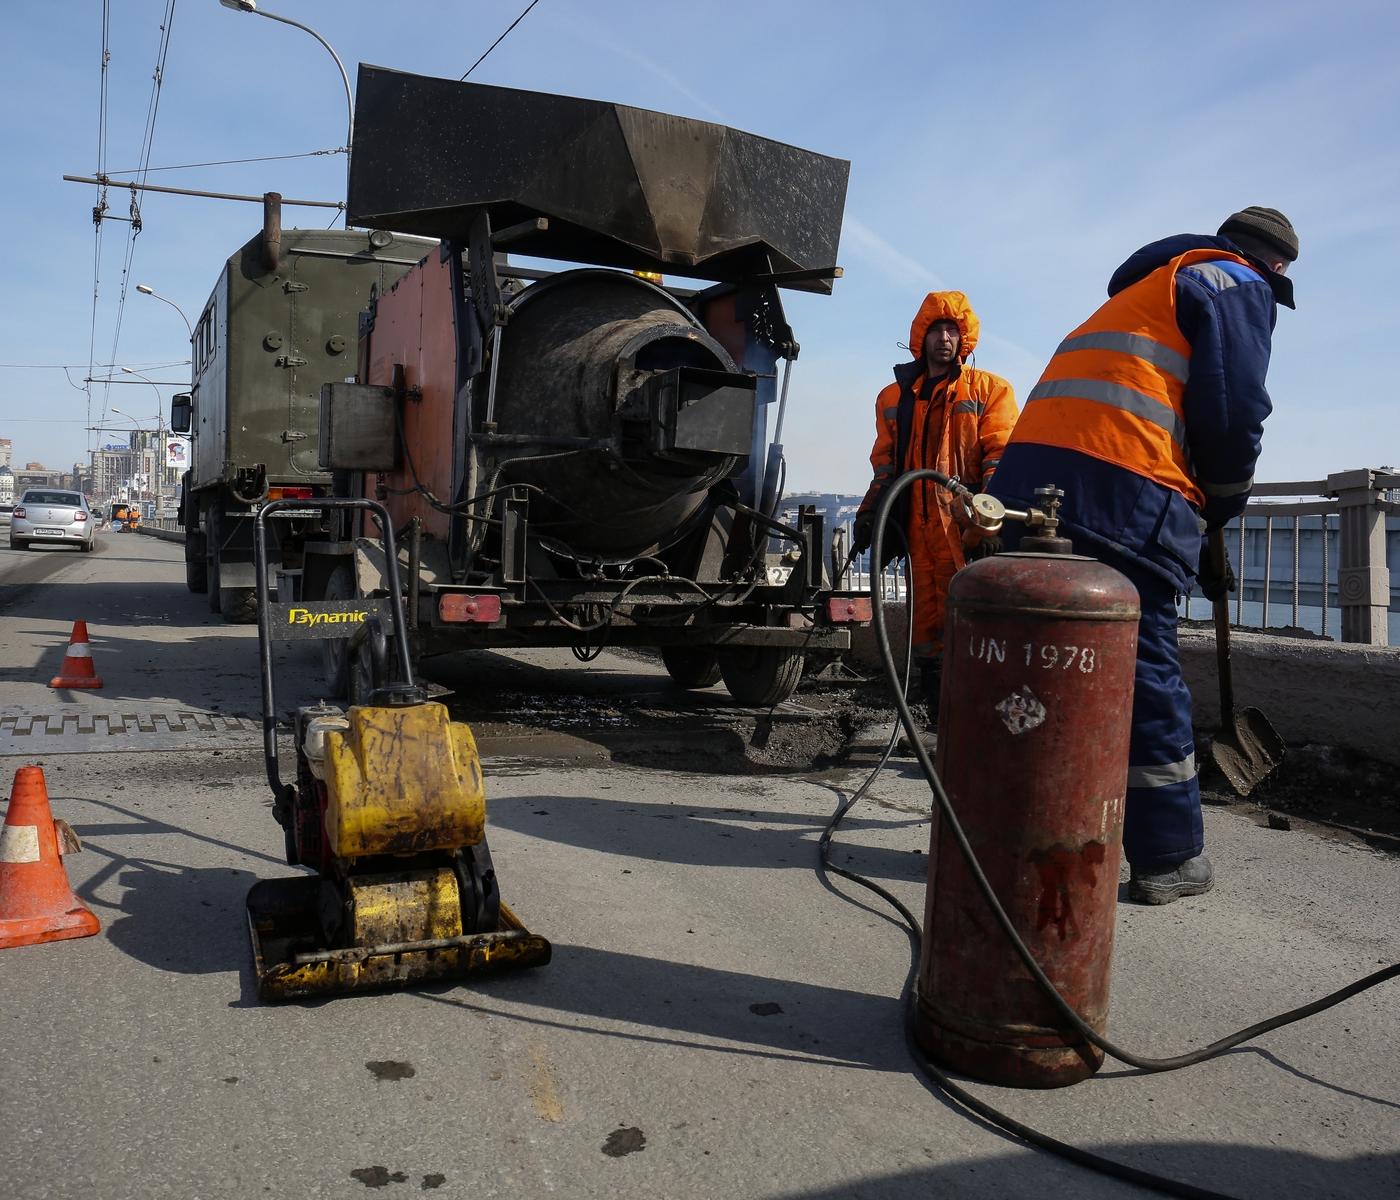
top-left (1205, 528), bottom-right (1285, 795)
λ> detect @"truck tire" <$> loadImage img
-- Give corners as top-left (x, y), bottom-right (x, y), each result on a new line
top-left (321, 564), bottom-right (355, 698)
top-left (660, 647), bottom-right (721, 689)
top-left (716, 646), bottom-right (804, 708)
top-left (185, 531), bottom-right (208, 593)
top-left (222, 588), bottom-right (257, 624)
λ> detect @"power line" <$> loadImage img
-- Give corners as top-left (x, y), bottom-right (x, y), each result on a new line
top-left (460, 0), bottom-right (543, 80)
top-left (0, 360), bottom-right (189, 369)
top-left (101, 147), bottom-right (343, 175)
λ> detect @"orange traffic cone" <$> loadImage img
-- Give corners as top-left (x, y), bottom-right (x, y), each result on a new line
top-left (49, 619), bottom-right (103, 689)
top-left (0, 766), bottom-right (100, 950)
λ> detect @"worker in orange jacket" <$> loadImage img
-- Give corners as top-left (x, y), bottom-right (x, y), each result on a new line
top-left (850, 291), bottom-right (1018, 715)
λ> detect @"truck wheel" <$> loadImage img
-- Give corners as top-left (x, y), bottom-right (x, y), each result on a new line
top-left (717, 646), bottom-right (804, 707)
top-left (660, 647), bottom-right (721, 689)
top-left (185, 531), bottom-right (208, 593)
top-left (321, 564), bottom-right (355, 698)
top-left (346, 641), bottom-right (375, 707)
top-left (221, 588), bottom-right (258, 624)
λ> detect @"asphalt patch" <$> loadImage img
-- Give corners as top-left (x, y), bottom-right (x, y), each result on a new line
top-left (366, 1060), bottom-right (417, 1082)
top-left (602, 1126), bottom-right (646, 1157)
top-left (351, 1167), bottom-right (408, 1188)
top-left (1201, 741), bottom-right (1400, 850)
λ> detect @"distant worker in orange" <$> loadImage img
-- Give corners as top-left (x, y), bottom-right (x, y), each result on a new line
top-left (850, 291), bottom-right (1018, 716)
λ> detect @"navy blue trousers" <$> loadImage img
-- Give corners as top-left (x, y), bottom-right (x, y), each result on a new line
top-left (994, 530), bottom-right (1203, 868)
top-left (1111, 553), bottom-right (1204, 870)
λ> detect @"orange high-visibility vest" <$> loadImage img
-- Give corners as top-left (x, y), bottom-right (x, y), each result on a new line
top-left (1011, 248), bottom-right (1256, 511)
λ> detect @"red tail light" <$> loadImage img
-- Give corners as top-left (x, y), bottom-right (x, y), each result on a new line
top-left (74, 511), bottom-right (88, 522)
top-left (267, 486), bottom-right (315, 501)
top-left (825, 596), bottom-right (872, 623)
top-left (12, 507), bottom-right (25, 519)
top-left (438, 593), bottom-right (502, 624)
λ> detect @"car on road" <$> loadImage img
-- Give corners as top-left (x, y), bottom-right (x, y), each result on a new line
top-left (9, 489), bottom-right (96, 552)
top-left (0, 503), bottom-right (13, 529)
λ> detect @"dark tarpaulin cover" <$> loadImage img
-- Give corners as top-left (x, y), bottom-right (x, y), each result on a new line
top-left (347, 66), bottom-right (849, 294)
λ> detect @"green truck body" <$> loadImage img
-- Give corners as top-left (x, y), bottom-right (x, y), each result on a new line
top-left (180, 226), bottom-right (434, 620)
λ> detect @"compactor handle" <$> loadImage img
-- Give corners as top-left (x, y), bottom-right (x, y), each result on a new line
top-left (253, 498), bottom-right (417, 805)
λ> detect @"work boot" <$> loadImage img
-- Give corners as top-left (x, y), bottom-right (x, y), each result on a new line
top-left (896, 727), bottom-right (937, 757)
top-left (1127, 853), bottom-right (1214, 905)
top-left (918, 657), bottom-right (943, 730)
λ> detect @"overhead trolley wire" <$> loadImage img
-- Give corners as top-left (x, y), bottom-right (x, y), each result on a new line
top-left (93, 0), bottom-right (179, 448)
top-left (460, 0), bottom-right (544, 80)
top-left (86, 0), bottom-right (114, 453)
top-left (99, 147), bottom-right (344, 176)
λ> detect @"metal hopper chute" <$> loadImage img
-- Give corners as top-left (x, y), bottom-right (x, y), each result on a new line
top-left (347, 66), bottom-right (849, 292)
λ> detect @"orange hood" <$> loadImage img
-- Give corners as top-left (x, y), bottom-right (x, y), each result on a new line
top-left (909, 291), bottom-right (980, 361)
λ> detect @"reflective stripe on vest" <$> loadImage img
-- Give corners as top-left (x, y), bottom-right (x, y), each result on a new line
top-left (1010, 248), bottom-right (1256, 510)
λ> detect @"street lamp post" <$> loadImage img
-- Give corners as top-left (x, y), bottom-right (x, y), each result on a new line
top-left (135, 283), bottom-right (194, 342)
top-left (218, 0), bottom-right (354, 222)
top-left (117, 368), bottom-right (170, 520)
top-left (107, 409), bottom-right (145, 511)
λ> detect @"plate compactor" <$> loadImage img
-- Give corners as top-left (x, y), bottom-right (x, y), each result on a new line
top-left (245, 499), bottom-right (550, 1001)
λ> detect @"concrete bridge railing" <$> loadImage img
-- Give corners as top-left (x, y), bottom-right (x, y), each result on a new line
top-left (1184, 468), bottom-right (1399, 646)
top-left (796, 467), bottom-right (1400, 647)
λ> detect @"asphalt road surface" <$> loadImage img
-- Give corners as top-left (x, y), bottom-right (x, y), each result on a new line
top-left (1, 531), bottom-right (1397, 1199)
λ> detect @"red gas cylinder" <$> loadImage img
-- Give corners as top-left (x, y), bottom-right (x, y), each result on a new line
top-left (914, 539), bottom-right (1139, 1088)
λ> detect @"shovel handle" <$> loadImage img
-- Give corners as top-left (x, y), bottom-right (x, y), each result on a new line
top-left (1208, 528), bottom-right (1238, 734)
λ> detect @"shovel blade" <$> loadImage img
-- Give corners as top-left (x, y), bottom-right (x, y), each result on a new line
top-left (1209, 706), bottom-right (1285, 796)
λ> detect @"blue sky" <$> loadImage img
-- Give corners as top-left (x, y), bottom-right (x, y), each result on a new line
top-left (2, 0), bottom-right (1397, 493)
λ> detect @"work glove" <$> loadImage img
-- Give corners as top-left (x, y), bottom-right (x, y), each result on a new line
top-left (1197, 556), bottom-right (1236, 603)
top-left (967, 535), bottom-right (1003, 561)
top-left (850, 513), bottom-right (873, 557)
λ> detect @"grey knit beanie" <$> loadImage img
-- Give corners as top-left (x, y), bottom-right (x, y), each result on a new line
top-left (1219, 206), bottom-right (1299, 262)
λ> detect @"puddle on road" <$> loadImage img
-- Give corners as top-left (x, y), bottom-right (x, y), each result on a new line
top-left (365, 1060), bottom-right (417, 1082)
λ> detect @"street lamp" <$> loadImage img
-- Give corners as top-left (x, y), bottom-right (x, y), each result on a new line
top-left (218, 0), bottom-right (353, 223)
top-left (135, 283), bottom-right (193, 341)
top-left (117, 368), bottom-right (170, 520)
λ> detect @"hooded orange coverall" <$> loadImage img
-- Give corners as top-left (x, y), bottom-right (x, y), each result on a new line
top-left (856, 291), bottom-right (1018, 657)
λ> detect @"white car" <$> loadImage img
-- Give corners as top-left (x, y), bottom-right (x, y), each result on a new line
top-left (9, 489), bottom-right (97, 552)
